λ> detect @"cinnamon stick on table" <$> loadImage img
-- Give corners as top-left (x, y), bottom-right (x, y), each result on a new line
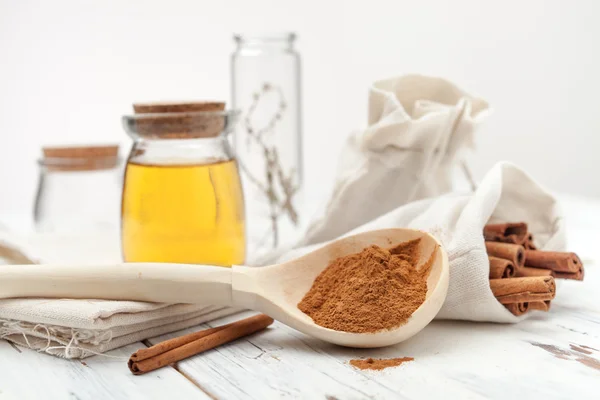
top-left (524, 250), bottom-right (584, 281)
top-left (129, 314), bottom-right (274, 375)
top-left (484, 223), bottom-right (528, 245)
top-left (130, 325), bottom-right (230, 364)
top-left (489, 276), bottom-right (556, 304)
top-left (485, 242), bottom-right (525, 268)
top-left (488, 256), bottom-right (516, 279)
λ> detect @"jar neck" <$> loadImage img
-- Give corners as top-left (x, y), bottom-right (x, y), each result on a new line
top-left (128, 135), bottom-right (234, 166)
top-left (234, 32), bottom-right (296, 52)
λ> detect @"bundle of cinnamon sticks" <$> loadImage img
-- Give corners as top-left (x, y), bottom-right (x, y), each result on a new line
top-left (485, 222), bottom-right (584, 316)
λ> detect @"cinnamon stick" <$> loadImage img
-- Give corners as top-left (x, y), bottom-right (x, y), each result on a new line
top-left (488, 256), bottom-right (515, 279)
top-left (489, 276), bottom-right (556, 304)
top-left (484, 223), bottom-right (528, 245)
top-left (515, 266), bottom-right (553, 278)
top-left (129, 314), bottom-right (274, 375)
top-left (485, 242), bottom-right (525, 268)
top-left (524, 250), bottom-right (584, 280)
top-left (529, 301), bottom-right (551, 312)
top-left (523, 233), bottom-right (537, 250)
top-left (554, 270), bottom-right (584, 281)
top-left (130, 325), bottom-right (231, 364)
top-left (504, 302), bottom-right (529, 316)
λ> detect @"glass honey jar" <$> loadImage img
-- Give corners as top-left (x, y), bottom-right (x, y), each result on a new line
top-left (121, 102), bottom-right (245, 266)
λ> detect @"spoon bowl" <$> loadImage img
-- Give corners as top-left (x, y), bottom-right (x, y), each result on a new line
top-left (0, 228), bottom-right (448, 348)
top-left (235, 228), bottom-right (449, 347)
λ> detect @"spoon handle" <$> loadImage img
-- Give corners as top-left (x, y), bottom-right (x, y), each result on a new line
top-left (0, 263), bottom-right (236, 306)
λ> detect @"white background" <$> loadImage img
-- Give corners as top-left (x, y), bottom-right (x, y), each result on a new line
top-left (1, 0), bottom-right (599, 217)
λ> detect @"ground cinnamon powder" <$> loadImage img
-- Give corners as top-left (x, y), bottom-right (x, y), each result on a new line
top-left (349, 357), bottom-right (414, 371)
top-left (298, 239), bottom-right (434, 333)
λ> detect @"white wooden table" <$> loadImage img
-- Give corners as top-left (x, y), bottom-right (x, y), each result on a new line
top-left (1, 195), bottom-right (599, 400)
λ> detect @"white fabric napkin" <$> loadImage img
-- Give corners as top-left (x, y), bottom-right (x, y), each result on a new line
top-left (0, 231), bottom-right (238, 358)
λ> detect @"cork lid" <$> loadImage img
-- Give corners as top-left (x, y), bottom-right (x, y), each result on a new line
top-left (124, 101), bottom-right (233, 139)
top-left (133, 101), bottom-right (225, 114)
top-left (40, 145), bottom-right (120, 172)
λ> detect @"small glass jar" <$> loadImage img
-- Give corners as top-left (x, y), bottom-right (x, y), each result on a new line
top-left (33, 145), bottom-right (122, 233)
top-left (231, 32), bottom-right (303, 258)
top-left (121, 102), bottom-right (245, 266)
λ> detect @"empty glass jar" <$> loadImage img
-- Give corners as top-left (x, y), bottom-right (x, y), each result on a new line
top-left (231, 32), bottom-right (303, 258)
top-left (34, 145), bottom-right (122, 233)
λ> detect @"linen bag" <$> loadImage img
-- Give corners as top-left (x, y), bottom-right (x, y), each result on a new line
top-left (279, 162), bottom-right (564, 323)
top-left (301, 74), bottom-right (490, 245)
top-left (269, 75), bottom-right (562, 322)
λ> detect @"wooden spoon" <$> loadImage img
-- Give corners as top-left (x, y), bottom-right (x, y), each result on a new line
top-left (0, 228), bottom-right (448, 348)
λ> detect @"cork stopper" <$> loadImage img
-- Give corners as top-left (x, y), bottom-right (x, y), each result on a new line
top-left (41, 145), bottom-right (120, 172)
top-left (133, 101), bottom-right (225, 114)
top-left (128, 101), bottom-right (228, 139)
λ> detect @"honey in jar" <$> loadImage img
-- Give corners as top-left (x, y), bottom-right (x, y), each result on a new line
top-left (121, 102), bottom-right (245, 266)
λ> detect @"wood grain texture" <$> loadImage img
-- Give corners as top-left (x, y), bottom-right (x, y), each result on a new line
top-left (0, 341), bottom-right (209, 400)
top-left (144, 265), bottom-right (600, 400)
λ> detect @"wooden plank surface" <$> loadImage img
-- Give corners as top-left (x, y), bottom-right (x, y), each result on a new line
top-left (148, 313), bottom-right (490, 399)
top-left (1, 195), bottom-right (600, 399)
top-left (0, 341), bottom-right (209, 400)
top-left (147, 264), bottom-right (600, 400)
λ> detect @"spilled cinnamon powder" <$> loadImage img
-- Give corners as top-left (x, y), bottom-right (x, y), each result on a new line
top-left (349, 357), bottom-right (414, 371)
top-left (298, 238), bottom-right (435, 333)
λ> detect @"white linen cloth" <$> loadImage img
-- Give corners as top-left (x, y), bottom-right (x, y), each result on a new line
top-left (302, 74), bottom-right (490, 244)
top-left (0, 231), bottom-right (238, 358)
